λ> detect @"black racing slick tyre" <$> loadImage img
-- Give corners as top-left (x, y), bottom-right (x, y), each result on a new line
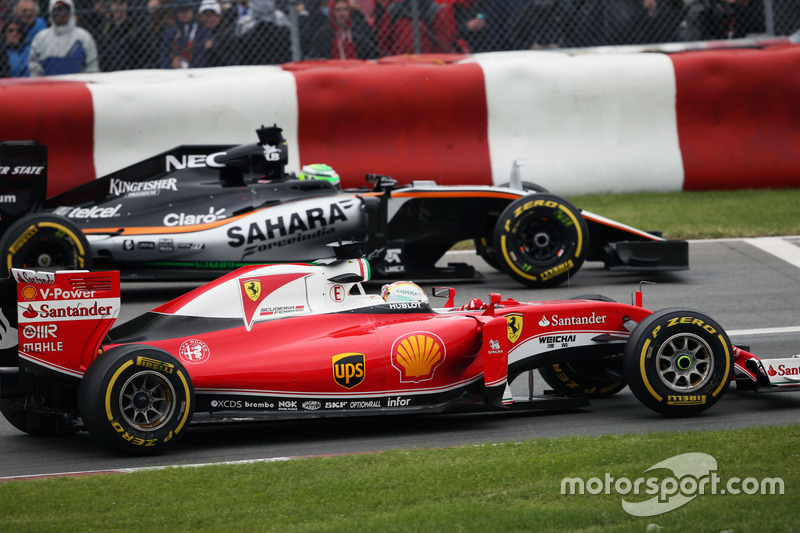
top-left (538, 362), bottom-right (627, 398)
top-left (493, 193), bottom-right (588, 288)
top-left (623, 308), bottom-right (733, 416)
top-left (78, 345), bottom-right (194, 455)
top-left (0, 214), bottom-right (92, 277)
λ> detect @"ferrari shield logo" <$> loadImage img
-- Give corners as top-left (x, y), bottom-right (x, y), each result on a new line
top-left (243, 279), bottom-right (261, 302)
top-left (507, 314), bottom-right (523, 343)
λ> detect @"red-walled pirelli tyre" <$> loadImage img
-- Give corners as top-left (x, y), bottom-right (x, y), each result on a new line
top-left (492, 194), bottom-right (588, 288)
top-left (538, 362), bottom-right (627, 398)
top-left (623, 308), bottom-right (733, 416)
top-left (79, 345), bottom-right (194, 455)
top-left (0, 214), bottom-right (92, 277)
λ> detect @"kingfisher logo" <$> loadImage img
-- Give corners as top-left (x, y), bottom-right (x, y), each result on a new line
top-left (110, 177), bottom-right (177, 197)
top-left (332, 353), bottom-right (365, 389)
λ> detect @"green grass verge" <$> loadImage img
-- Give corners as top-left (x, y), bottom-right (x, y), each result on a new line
top-left (566, 189), bottom-right (800, 240)
top-left (2, 425), bottom-right (797, 532)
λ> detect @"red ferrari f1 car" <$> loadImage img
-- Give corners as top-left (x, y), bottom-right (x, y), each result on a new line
top-left (0, 246), bottom-right (796, 454)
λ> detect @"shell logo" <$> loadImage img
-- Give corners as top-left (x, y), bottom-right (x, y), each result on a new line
top-left (391, 332), bottom-right (446, 383)
top-left (21, 285), bottom-right (36, 301)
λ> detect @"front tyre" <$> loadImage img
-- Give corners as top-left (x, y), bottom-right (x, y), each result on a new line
top-left (79, 345), bottom-right (194, 455)
top-left (623, 308), bottom-right (733, 416)
top-left (493, 193), bottom-right (588, 288)
top-left (0, 214), bottom-right (92, 277)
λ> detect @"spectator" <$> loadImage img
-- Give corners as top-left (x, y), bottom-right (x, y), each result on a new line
top-left (508, 0), bottom-right (565, 50)
top-left (625, 0), bottom-right (682, 44)
top-left (197, 0), bottom-right (238, 65)
top-left (160, 0), bottom-right (212, 68)
top-left (238, 0), bottom-right (291, 64)
top-left (294, 0), bottom-right (327, 59)
top-left (679, 0), bottom-right (764, 41)
top-left (28, 0), bottom-right (99, 75)
top-left (3, 17), bottom-right (32, 76)
top-left (564, 0), bottom-right (609, 47)
top-left (309, 0), bottom-right (377, 59)
top-left (79, 0), bottom-right (110, 40)
top-left (375, 0), bottom-right (461, 55)
top-left (13, 0), bottom-right (46, 45)
top-left (96, 0), bottom-right (150, 70)
top-left (144, 0), bottom-right (172, 67)
top-left (452, 0), bottom-right (493, 52)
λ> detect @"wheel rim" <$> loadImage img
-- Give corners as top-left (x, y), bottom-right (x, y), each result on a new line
top-left (119, 371), bottom-right (176, 431)
top-left (19, 236), bottom-right (75, 269)
top-left (655, 333), bottom-right (714, 392)
top-left (516, 219), bottom-right (565, 264)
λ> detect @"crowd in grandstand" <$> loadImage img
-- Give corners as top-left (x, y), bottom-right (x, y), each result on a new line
top-left (1, 0), bottom-right (770, 77)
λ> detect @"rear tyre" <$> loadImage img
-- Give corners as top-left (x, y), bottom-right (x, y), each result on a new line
top-left (493, 194), bottom-right (588, 288)
top-left (0, 214), bottom-right (92, 277)
top-left (79, 345), bottom-right (194, 455)
top-left (623, 308), bottom-right (733, 416)
top-left (538, 363), bottom-right (626, 398)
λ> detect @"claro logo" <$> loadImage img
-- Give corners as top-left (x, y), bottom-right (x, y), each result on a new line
top-left (164, 207), bottom-right (227, 226)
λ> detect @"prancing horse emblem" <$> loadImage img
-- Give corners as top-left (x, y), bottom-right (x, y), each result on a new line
top-left (506, 314), bottom-right (523, 343)
top-left (244, 279), bottom-right (262, 302)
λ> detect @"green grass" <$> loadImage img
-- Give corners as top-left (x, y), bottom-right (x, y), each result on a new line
top-left (1, 425), bottom-right (798, 532)
top-left (565, 189), bottom-right (800, 240)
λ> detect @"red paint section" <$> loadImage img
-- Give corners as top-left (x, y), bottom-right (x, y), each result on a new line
top-left (0, 79), bottom-right (95, 196)
top-left (293, 59), bottom-right (491, 188)
top-left (672, 45), bottom-right (800, 191)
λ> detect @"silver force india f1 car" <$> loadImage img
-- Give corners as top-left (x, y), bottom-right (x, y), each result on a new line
top-left (0, 126), bottom-right (688, 288)
top-left (0, 245), bottom-right (796, 454)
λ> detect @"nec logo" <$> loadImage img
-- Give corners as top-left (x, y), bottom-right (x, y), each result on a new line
top-left (165, 152), bottom-right (226, 171)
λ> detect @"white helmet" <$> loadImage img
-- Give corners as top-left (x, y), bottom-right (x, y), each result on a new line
top-left (381, 281), bottom-right (429, 304)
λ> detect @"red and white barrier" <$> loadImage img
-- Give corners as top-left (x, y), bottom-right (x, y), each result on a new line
top-left (1, 44), bottom-right (799, 197)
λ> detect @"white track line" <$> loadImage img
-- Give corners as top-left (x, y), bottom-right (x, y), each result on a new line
top-left (743, 237), bottom-right (800, 269)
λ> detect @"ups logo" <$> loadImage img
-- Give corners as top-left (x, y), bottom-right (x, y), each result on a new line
top-left (332, 353), bottom-right (365, 389)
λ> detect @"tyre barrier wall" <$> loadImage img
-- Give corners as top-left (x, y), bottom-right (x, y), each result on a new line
top-left (1, 43), bottom-right (799, 198)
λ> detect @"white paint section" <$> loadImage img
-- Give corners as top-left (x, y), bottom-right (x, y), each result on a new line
top-left (729, 326), bottom-right (800, 337)
top-left (472, 51), bottom-right (684, 195)
top-left (744, 237), bottom-right (800, 269)
top-left (86, 66), bottom-right (300, 178)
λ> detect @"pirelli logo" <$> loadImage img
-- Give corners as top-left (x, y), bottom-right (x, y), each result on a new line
top-left (136, 356), bottom-right (175, 374)
top-left (667, 395), bottom-right (706, 406)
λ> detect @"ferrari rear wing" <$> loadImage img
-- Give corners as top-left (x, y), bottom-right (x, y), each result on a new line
top-left (0, 269), bottom-right (121, 400)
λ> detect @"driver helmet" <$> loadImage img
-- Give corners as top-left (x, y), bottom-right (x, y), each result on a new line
top-left (381, 281), bottom-right (429, 304)
top-left (298, 163), bottom-right (340, 188)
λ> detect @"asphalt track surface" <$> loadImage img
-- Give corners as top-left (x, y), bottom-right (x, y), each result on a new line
top-left (1, 237), bottom-right (799, 479)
